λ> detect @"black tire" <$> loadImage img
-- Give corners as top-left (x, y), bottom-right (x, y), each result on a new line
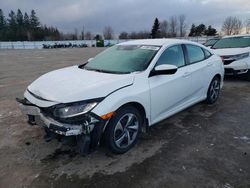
top-left (246, 70), bottom-right (250, 81)
top-left (206, 76), bottom-right (221, 104)
top-left (104, 106), bottom-right (142, 154)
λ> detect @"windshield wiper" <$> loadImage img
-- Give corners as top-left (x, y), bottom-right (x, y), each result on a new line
top-left (84, 67), bottom-right (130, 74)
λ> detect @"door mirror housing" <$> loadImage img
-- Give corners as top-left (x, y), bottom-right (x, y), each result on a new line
top-left (88, 57), bottom-right (94, 62)
top-left (150, 64), bottom-right (178, 77)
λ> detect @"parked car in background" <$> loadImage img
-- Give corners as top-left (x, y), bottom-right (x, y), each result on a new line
top-left (17, 39), bottom-right (224, 155)
top-left (212, 34), bottom-right (250, 80)
top-left (203, 38), bottom-right (220, 48)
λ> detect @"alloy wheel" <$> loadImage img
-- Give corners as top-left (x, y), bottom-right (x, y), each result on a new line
top-left (114, 113), bottom-right (139, 149)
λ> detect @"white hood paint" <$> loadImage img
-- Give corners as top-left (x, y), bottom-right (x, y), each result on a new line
top-left (212, 47), bottom-right (250, 56)
top-left (27, 66), bottom-right (134, 103)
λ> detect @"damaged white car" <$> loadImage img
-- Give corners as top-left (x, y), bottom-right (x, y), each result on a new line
top-left (17, 39), bottom-right (224, 155)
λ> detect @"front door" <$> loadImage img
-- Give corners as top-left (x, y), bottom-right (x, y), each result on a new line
top-left (149, 45), bottom-right (193, 124)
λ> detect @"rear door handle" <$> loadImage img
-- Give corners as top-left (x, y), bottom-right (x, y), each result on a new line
top-left (207, 62), bottom-right (213, 67)
top-left (182, 72), bottom-right (191, 78)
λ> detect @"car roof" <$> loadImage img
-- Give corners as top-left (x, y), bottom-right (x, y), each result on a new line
top-left (223, 34), bottom-right (250, 38)
top-left (119, 38), bottom-right (201, 47)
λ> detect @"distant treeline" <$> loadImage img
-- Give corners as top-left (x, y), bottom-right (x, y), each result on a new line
top-left (0, 9), bottom-right (60, 41)
top-left (1, 9), bottom-right (230, 42)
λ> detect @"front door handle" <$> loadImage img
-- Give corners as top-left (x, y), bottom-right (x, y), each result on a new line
top-left (182, 72), bottom-right (191, 78)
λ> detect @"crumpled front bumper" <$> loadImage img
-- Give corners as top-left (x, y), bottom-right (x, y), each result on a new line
top-left (17, 98), bottom-right (104, 136)
top-left (19, 102), bottom-right (84, 136)
top-left (17, 98), bottom-right (108, 155)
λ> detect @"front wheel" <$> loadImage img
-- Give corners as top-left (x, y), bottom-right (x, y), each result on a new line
top-left (206, 76), bottom-right (221, 104)
top-left (104, 106), bottom-right (142, 154)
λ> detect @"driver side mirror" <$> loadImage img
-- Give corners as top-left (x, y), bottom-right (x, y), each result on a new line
top-left (149, 64), bottom-right (178, 77)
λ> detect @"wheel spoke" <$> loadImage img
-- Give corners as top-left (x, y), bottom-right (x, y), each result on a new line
top-left (115, 121), bottom-right (124, 132)
top-left (125, 114), bottom-right (135, 128)
top-left (115, 133), bottom-right (126, 147)
top-left (125, 130), bottom-right (132, 145)
top-left (214, 86), bottom-right (220, 91)
top-left (127, 124), bottom-right (138, 132)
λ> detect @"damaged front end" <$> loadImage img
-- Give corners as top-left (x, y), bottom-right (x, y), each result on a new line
top-left (16, 97), bottom-right (108, 156)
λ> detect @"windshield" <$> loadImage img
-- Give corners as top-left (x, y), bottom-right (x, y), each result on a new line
top-left (204, 39), bottom-right (218, 46)
top-left (212, 37), bottom-right (250, 49)
top-left (84, 45), bottom-right (159, 74)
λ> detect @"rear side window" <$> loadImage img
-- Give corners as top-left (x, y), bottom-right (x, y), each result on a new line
top-left (156, 45), bottom-right (185, 68)
top-left (203, 49), bottom-right (212, 59)
top-left (186, 44), bottom-right (205, 64)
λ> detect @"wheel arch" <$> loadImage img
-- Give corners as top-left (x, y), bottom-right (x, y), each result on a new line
top-left (104, 101), bottom-right (149, 134)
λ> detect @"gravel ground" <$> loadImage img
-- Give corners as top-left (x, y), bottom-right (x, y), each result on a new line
top-left (0, 48), bottom-right (249, 188)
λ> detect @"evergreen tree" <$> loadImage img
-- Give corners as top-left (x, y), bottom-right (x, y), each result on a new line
top-left (0, 9), bottom-right (62, 41)
top-left (16, 9), bottom-right (23, 26)
top-left (205, 25), bottom-right (217, 36)
top-left (8, 10), bottom-right (17, 28)
top-left (0, 9), bottom-right (7, 40)
top-left (196, 24), bottom-right (206, 36)
top-left (0, 9), bottom-right (6, 29)
top-left (30, 10), bottom-right (40, 29)
top-left (23, 12), bottom-right (30, 28)
top-left (7, 10), bottom-right (18, 40)
top-left (151, 18), bottom-right (160, 38)
top-left (189, 24), bottom-right (196, 36)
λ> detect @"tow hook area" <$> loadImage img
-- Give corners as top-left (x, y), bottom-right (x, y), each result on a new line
top-left (43, 124), bottom-right (104, 156)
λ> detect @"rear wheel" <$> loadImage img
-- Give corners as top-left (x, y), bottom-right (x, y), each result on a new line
top-left (206, 76), bottom-right (221, 104)
top-left (104, 106), bottom-right (142, 154)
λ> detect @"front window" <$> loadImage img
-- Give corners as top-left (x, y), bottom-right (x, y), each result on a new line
top-left (212, 37), bottom-right (250, 49)
top-left (156, 45), bottom-right (185, 68)
top-left (83, 45), bottom-right (159, 74)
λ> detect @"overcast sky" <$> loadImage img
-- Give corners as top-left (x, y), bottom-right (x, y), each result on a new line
top-left (1, 0), bottom-right (250, 34)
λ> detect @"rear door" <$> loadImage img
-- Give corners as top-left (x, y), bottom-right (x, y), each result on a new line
top-left (183, 44), bottom-right (213, 100)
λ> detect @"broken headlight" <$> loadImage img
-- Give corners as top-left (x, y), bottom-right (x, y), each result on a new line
top-left (53, 102), bottom-right (98, 119)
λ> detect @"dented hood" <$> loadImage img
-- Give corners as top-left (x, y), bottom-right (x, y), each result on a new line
top-left (27, 66), bottom-right (134, 104)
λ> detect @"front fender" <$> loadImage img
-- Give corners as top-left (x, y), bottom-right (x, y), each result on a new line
top-left (91, 84), bottom-right (151, 124)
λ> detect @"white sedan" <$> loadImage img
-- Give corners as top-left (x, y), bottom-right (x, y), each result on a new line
top-left (17, 39), bottom-right (224, 155)
top-left (212, 34), bottom-right (250, 80)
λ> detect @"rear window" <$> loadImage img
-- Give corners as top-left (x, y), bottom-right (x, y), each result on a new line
top-left (186, 44), bottom-right (205, 64)
top-left (212, 37), bottom-right (250, 49)
top-left (203, 49), bottom-right (212, 59)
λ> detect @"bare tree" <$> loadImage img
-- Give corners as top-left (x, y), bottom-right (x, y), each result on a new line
top-left (85, 31), bottom-right (92, 40)
top-left (119, 32), bottom-right (128, 39)
top-left (127, 31), bottom-right (150, 39)
top-left (234, 19), bottom-right (243, 34)
top-left (103, 26), bottom-right (114, 40)
top-left (81, 25), bottom-right (84, 40)
top-left (245, 19), bottom-right (250, 34)
top-left (169, 16), bottom-right (178, 37)
top-left (222, 16), bottom-right (243, 35)
top-left (160, 20), bottom-right (168, 37)
top-left (73, 28), bottom-right (78, 40)
top-left (178, 14), bottom-right (187, 37)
